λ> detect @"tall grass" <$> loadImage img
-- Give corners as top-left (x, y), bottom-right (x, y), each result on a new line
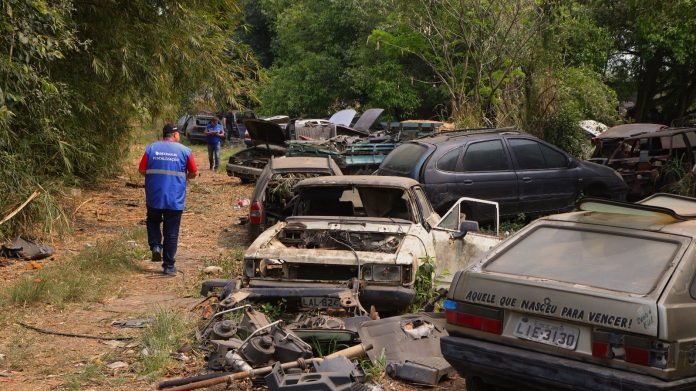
top-left (2, 228), bottom-right (148, 308)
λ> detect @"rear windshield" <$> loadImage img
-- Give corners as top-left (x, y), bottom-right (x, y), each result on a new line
top-left (380, 143), bottom-right (428, 175)
top-left (484, 226), bottom-right (679, 294)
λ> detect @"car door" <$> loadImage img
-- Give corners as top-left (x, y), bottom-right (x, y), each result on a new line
top-left (453, 139), bottom-right (518, 218)
top-left (427, 197), bottom-right (503, 288)
top-left (506, 137), bottom-right (578, 214)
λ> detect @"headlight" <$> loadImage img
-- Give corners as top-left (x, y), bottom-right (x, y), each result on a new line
top-left (372, 265), bottom-right (402, 282)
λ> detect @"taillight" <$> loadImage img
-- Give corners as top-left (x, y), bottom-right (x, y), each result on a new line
top-left (444, 299), bottom-right (503, 335)
top-left (592, 329), bottom-right (670, 369)
top-left (250, 201), bottom-right (263, 225)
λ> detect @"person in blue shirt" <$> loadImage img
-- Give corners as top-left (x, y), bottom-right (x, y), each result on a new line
top-left (138, 124), bottom-right (198, 275)
top-left (205, 116), bottom-right (225, 170)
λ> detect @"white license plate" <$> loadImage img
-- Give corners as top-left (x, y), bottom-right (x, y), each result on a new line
top-left (513, 317), bottom-right (579, 350)
top-left (301, 296), bottom-right (341, 308)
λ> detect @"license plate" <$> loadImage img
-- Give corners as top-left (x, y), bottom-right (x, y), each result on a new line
top-left (513, 317), bottom-right (579, 350)
top-left (301, 296), bottom-right (341, 308)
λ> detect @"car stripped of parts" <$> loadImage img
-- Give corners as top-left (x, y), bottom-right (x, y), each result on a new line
top-left (441, 194), bottom-right (696, 390)
top-left (204, 175), bottom-right (503, 314)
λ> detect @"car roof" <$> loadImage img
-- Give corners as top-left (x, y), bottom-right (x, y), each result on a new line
top-left (622, 126), bottom-right (696, 141)
top-left (414, 127), bottom-right (523, 145)
top-left (295, 175), bottom-right (419, 189)
top-left (269, 156), bottom-right (336, 171)
top-left (542, 194), bottom-right (696, 235)
top-left (597, 123), bottom-right (666, 139)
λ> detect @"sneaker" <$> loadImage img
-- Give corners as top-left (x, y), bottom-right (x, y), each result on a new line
top-left (151, 246), bottom-right (162, 263)
top-left (163, 266), bottom-right (177, 276)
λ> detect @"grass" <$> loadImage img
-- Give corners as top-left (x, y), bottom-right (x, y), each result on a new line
top-left (361, 348), bottom-right (388, 384)
top-left (1, 228), bottom-right (148, 308)
top-left (137, 308), bottom-right (194, 378)
top-left (411, 256), bottom-right (435, 312)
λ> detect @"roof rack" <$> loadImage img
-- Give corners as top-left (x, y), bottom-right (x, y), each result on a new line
top-left (416, 126), bottom-right (520, 140)
top-left (577, 194), bottom-right (696, 221)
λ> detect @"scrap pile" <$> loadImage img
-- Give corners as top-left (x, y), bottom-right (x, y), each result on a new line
top-left (158, 293), bottom-right (457, 390)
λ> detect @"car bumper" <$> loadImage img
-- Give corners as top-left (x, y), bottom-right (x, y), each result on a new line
top-left (226, 163), bottom-right (262, 180)
top-left (440, 336), bottom-right (696, 391)
top-left (203, 279), bottom-right (415, 312)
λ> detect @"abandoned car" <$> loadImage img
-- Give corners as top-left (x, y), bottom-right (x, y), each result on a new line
top-left (207, 176), bottom-right (500, 313)
top-left (176, 113), bottom-right (218, 143)
top-left (594, 127), bottom-right (696, 200)
top-left (588, 123), bottom-right (667, 164)
top-left (376, 128), bottom-right (628, 221)
top-left (226, 118), bottom-right (288, 183)
top-left (247, 156), bottom-right (343, 239)
top-left (441, 194), bottom-right (696, 390)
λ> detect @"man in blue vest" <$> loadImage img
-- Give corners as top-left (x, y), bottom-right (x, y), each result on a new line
top-left (205, 116), bottom-right (225, 170)
top-left (139, 124), bottom-right (198, 275)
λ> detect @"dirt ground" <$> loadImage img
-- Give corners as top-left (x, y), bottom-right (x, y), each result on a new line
top-left (0, 141), bottom-right (464, 390)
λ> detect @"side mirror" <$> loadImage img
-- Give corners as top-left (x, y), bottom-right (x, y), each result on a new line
top-left (568, 158), bottom-right (578, 168)
top-left (452, 220), bottom-right (479, 240)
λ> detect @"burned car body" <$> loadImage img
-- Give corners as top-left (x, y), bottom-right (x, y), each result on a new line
top-left (226, 118), bottom-right (288, 183)
top-left (210, 176), bottom-right (501, 313)
top-left (588, 123), bottom-right (667, 164)
top-left (247, 156), bottom-right (343, 239)
top-left (441, 194), bottom-right (696, 390)
top-left (598, 127), bottom-right (696, 200)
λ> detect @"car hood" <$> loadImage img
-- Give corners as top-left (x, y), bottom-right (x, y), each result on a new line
top-left (243, 118), bottom-right (287, 146)
top-left (245, 217), bottom-right (419, 266)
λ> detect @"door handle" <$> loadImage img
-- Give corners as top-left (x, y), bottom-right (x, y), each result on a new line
top-left (462, 179), bottom-right (473, 185)
top-left (522, 177), bottom-right (532, 182)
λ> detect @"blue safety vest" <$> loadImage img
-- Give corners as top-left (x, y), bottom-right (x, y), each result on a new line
top-left (144, 141), bottom-right (192, 210)
top-left (206, 123), bottom-right (224, 145)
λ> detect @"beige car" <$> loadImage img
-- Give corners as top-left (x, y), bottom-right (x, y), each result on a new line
top-left (441, 193), bottom-right (696, 390)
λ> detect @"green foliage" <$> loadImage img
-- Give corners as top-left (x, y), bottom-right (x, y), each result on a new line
top-left (412, 256), bottom-right (435, 310)
top-left (0, 0), bottom-right (260, 239)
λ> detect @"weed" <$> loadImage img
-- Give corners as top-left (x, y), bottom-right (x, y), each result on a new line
top-left (189, 249), bottom-right (244, 296)
top-left (137, 308), bottom-right (193, 378)
top-left (1, 228), bottom-right (147, 308)
top-left (498, 213), bottom-right (528, 235)
top-left (411, 256), bottom-right (435, 311)
top-left (259, 299), bottom-right (287, 320)
top-left (62, 362), bottom-right (106, 390)
top-left (662, 156), bottom-right (696, 196)
top-left (3, 334), bottom-right (36, 370)
top-left (361, 348), bottom-right (387, 383)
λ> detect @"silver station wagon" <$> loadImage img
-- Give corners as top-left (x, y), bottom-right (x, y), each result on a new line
top-left (441, 194), bottom-right (696, 390)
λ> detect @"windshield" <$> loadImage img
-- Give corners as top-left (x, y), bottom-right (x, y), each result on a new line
top-left (294, 185), bottom-right (414, 222)
top-left (379, 143), bottom-right (429, 176)
top-left (484, 226), bottom-right (680, 294)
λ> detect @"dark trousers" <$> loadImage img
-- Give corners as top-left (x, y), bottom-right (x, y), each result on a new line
top-left (146, 207), bottom-right (183, 268)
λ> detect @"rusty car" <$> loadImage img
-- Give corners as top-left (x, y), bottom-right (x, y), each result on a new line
top-left (441, 193), bottom-right (696, 390)
top-left (595, 127), bottom-right (696, 200)
top-left (247, 156), bottom-right (343, 239)
top-left (205, 175), bottom-right (501, 313)
top-left (588, 123), bottom-right (667, 164)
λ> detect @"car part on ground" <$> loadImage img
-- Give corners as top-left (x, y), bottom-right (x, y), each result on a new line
top-left (0, 236), bottom-right (53, 260)
top-left (265, 356), bottom-right (367, 391)
top-left (441, 194), bottom-right (696, 390)
top-left (376, 128), bottom-right (628, 220)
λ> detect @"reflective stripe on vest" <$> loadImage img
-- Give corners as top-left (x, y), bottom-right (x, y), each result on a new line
top-left (145, 169), bottom-right (186, 177)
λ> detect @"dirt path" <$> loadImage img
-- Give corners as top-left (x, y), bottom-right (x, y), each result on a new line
top-left (0, 143), bottom-right (254, 390)
top-left (0, 141), bottom-right (464, 391)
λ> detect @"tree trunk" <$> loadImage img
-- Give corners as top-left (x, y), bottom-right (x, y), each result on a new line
top-left (634, 54), bottom-right (663, 122)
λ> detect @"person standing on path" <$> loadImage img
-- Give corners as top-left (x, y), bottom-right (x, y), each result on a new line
top-left (138, 124), bottom-right (198, 275)
top-left (205, 116), bottom-right (225, 170)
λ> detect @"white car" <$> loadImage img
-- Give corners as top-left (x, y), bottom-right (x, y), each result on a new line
top-left (230, 175), bottom-right (501, 313)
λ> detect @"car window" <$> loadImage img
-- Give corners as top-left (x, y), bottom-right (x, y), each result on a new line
top-left (461, 140), bottom-right (510, 172)
top-left (509, 139), bottom-right (545, 169)
top-left (539, 143), bottom-right (568, 168)
top-left (436, 148), bottom-right (460, 171)
top-left (380, 143), bottom-right (429, 175)
top-left (484, 226), bottom-right (680, 294)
